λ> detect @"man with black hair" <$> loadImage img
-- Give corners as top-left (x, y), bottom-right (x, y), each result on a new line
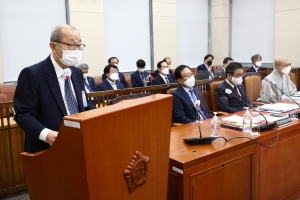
top-left (131, 59), bottom-right (151, 87)
top-left (197, 54), bottom-right (215, 80)
top-left (172, 65), bottom-right (213, 124)
top-left (247, 54), bottom-right (262, 72)
top-left (96, 65), bottom-right (125, 91)
top-left (215, 62), bottom-right (253, 113)
top-left (154, 57), bottom-right (175, 82)
top-left (152, 61), bottom-right (175, 85)
top-left (215, 57), bottom-right (234, 77)
top-left (101, 57), bottom-right (130, 88)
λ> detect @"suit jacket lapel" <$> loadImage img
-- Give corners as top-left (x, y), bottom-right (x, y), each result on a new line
top-left (179, 86), bottom-right (195, 108)
top-left (45, 57), bottom-right (67, 116)
top-left (70, 69), bottom-right (85, 112)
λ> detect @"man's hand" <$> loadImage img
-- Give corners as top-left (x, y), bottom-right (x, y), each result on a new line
top-left (46, 131), bottom-right (58, 146)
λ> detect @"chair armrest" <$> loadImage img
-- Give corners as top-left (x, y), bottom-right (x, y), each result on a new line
top-left (253, 101), bottom-right (266, 107)
top-left (216, 111), bottom-right (229, 116)
top-left (172, 122), bottom-right (183, 127)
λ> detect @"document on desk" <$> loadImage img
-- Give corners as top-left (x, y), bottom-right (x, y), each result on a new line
top-left (221, 114), bottom-right (262, 123)
top-left (258, 103), bottom-right (298, 113)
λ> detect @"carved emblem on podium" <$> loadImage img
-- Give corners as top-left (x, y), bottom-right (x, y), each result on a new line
top-left (123, 151), bottom-right (150, 193)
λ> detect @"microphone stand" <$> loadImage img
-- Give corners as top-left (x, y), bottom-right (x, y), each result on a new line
top-left (225, 89), bottom-right (276, 131)
top-left (183, 101), bottom-right (218, 145)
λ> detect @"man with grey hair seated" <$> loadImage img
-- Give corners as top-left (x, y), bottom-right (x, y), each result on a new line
top-left (78, 63), bottom-right (96, 92)
top-left (246, 54), bottom-right (262, 72)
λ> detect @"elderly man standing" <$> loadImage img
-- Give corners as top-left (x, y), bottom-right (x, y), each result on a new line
top-left (260, 56), bottom-right (296, 103)
top-left (78, 63), bottom-right (96, 92)
top-left (14, 24), bottom-right (96, 153)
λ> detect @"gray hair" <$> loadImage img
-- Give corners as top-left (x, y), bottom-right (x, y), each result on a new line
top-left (50, 24), bottom-right (78, 42)
top-left (251, 54), bottom-right (262, 62)
top-left (78, 63), bottom-right (89, 69)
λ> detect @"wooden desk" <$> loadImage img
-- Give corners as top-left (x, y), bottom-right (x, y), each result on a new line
top-left (168, 111), bottom-right (300, 200)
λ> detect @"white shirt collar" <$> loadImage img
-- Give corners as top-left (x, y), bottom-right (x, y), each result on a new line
top-left (182, 85), bottom-right (193, 93)
top-left (159, 73), bottom-right (167, 79)
top-left (225, 78), bottom-right (235, 88)
top-left (50, 54), bottom-right (64, 79)
top-left (253, 65), bottom-right (258, 71)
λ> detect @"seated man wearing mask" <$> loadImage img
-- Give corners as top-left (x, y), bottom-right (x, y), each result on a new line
top-left (131, 59), bottom-right (151, 87)
top-left (154, 57), bottom-right (175, 82)
top-left (197, 54), bottom-right (214, 80)
top-left (260, 56), bottom-right (296, 103)
top-left (152, 61), bottom-right (175, 85)
top-left (214, 57), bottom-right (234, 77)
top-left (246, 54), bottom-right (262, 72)
top-left (215, 62), bottom-right (253, 113)
top-left (96, 65), bottom-right (125, 91)
top-left (172, 65), bottom-right (213, 124)
top-left (101, 57), bottom-right (130, 88)
top-left (78, 63), bottom-right (96, 92)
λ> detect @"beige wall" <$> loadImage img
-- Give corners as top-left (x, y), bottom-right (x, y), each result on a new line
top-left (69, 0), bottom-right (106, 77)
top-left (211, 0), bottom-right (230, 66)
top-left (274, 0), bottom-right (300, 67)
top-left (152, 0), bottom-right (177, 69)
top-left (0, 53), bottom-right (3, 84)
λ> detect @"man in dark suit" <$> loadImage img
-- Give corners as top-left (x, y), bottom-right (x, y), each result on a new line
top-left (152, 61), bottom-right (175, 85)
top-left (154, 57), bottom-right (175, 82)
top-left (96, 65), bottom-right (125, 91)
top-left (246, 54), bottom-right (262, 73)
top-left (101, 57), bottom-right (130, 88)
top-left (172, 65), bottom-right (213, 124)
top-left (215, 62), bottom-right (253, 113)
top-left (215, 57), bottom-right (234, 77)
top-left (78, 63), bottom-right (96, 92)
top-left (131, 59), bottom-right (150, 87)
top-left (14, 25), bottom-right (96, 153)
top-left (197, 54), bottom-right (215, 80)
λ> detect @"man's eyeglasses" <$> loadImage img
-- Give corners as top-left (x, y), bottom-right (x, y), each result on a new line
top-left (55, 41), bottom-right (86, 51)
top-left (233, 73), bottom-right (245, 78)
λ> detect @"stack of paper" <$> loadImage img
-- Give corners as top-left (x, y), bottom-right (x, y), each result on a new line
top-left (221, 114), bottom-right (262, 124)
top-left (258, 103), bottom-right (298, 113)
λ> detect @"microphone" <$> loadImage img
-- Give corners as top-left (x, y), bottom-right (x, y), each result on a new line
top-left (183, 99), bottom-right (218, 145)
top-left (264, 77), bottom-right (300, 107)
top-left (225, 88), bottom-right (276, 131)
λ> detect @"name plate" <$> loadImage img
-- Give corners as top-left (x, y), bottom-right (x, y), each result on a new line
top-left (274, 117), bottom-right (293, 127)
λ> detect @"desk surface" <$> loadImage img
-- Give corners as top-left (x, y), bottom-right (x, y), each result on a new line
top-left (169, 108), bottom-right (299, 169)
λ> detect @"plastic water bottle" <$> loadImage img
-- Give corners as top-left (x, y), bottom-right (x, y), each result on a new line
top-left (243, 107), bottom-right (252, 132)
top-left (211, 112), bottom-right (220, 137)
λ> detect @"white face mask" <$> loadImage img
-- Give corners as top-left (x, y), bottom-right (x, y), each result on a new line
top-left (184, 75), bottom-right (195, 88)
top-left (138, 68), bottom-right (145, 72)
top-left (232, 77), bottom-right (243, 85)
top-left (255, 61), bottom-right (262, 67)
top-left (83, 73), bottom-right (88, 78)
top-left (162, 68), bottom-right (169, 75)
top-left (56, 45), bottom-right (82, 66)
top-left (281, 66), bottom-right (291, 75)
top-left (110, 72), bottom-right (119, 81)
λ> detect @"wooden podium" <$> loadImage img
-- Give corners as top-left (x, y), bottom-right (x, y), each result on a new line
top-left (21, 94), bottom-right (172, 200)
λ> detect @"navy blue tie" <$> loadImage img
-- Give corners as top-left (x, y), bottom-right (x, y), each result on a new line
top-left (189, 89), bottom-right (207, 120)
top-left (84, 78), bottom-right (92, 92)
top-left (65, 79), bottom-right (78, 114)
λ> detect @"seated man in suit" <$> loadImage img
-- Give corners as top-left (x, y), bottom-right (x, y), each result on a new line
top-left (260, 56), bottom-right (296, 103)
top-left (131, 59), bottom-right (151, 87)
top-left (215, 62), bottom-right (253, 113)
top-left (14, 24), bottom-right (96, 153)
top-left (96, 65), bottom-right (125, 91)
top-left (154, 57), bottom-right (175, 82)
top-left (246, 54), bottom-right (262, 73)
top-left (172, 65), bottom-right (213, 124)
top-left (214, 57), bottom-right (234, 77)
top-left (152, 61), bottom-right (175, 85)
top-left (101, 57), bottom-right (130, 88)
top-left (197, 54), bottom-right (214, 80)
top-left (78, 63), bottom-right (96, 92)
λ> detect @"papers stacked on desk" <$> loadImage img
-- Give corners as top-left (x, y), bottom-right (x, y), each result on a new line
top-left (221, 114), bottom-right (262, 124)
top-left (258, 103), bottom-right (298, 113)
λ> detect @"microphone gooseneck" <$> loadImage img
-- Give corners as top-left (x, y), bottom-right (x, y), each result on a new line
top-left (225, 88), bottom-right (269, 125)
top-left (264, 78), bottom-right (300, 107)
